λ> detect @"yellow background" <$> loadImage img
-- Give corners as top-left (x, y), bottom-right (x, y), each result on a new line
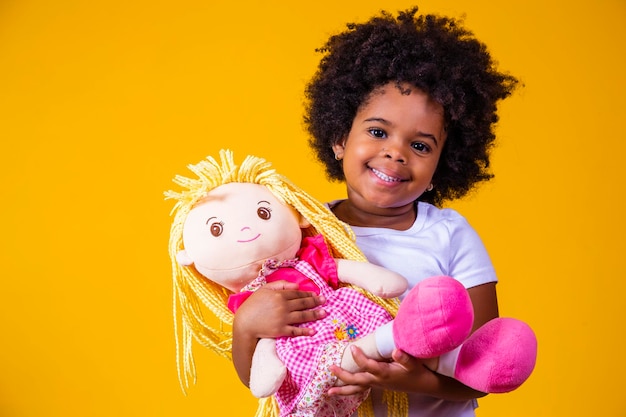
top-left (1, 0), bottom-right (624, 416)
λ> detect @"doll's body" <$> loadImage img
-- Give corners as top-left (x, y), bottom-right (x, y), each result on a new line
top-left (177, 183), bottom-right (407, 416)
top-left (177, 181), bottom-right (409, 416)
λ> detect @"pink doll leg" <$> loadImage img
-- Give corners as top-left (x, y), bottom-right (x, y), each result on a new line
top-left (390, 276), bottom-right (537, 393)
top-left (392, 275), bottom-right (474, 358)
top-left (437, 317), bottom-right (538, 393)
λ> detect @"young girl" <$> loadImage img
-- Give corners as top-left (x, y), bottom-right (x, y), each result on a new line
top-left (233, 7), bottom-right (519, 416)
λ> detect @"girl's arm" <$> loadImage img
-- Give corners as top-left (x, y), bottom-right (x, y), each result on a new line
top-left (232, 281), bottom-right (327, 386)
top-left (328, 282), bottom-right (499, 401)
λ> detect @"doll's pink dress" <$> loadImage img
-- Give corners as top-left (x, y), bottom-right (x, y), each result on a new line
top-left (228, 234), bottom-right (393, 417)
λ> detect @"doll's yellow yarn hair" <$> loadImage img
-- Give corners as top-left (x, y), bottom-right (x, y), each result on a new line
top-left (166, 149), bottom-right (406, 417)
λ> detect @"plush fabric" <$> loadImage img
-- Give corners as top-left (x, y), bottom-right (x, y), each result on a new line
top-left (454, 317), bottom-right (538, 393)
top-left (393, 276), bottom-right (474, 358)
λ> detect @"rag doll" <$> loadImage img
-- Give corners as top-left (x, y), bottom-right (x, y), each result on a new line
top-left (166, 149), bottom-right (537, 417)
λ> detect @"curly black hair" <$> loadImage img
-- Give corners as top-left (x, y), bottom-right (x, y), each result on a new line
top-left (304, 7), bottom-right (519, 206)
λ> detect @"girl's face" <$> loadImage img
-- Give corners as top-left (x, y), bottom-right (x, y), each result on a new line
top-left (332, 83), bottom-right (446, 224)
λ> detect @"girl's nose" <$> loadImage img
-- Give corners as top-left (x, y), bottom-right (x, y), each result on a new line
top-left (381, 145), bottom-right (407, 164)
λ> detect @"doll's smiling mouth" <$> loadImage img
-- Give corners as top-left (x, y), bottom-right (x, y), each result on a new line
top-left (237, 233), bottom-right (261, 243)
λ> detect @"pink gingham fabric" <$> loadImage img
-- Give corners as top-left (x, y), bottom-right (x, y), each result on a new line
top-left (268, 235), bottom-right (393, 416)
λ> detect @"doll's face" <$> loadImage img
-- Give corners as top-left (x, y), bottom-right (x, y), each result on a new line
top-left (178, 182), bottom-right (308, 293)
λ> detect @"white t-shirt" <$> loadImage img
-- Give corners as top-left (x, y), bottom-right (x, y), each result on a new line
top-left (336, 201), bottom-right (498, 417)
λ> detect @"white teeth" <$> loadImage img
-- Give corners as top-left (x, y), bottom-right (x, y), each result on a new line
top-left (371, 168), bottom-right (402, 182)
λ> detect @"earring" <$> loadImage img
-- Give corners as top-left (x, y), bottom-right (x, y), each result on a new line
top-left (426, 184), bottom-right (434, 192)
top-left (334, 154), bottom-right (342, 161)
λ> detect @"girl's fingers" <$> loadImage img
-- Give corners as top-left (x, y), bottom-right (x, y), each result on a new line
top-left (264, 280), bottom-right (301, 291)
top-left (327, 364), bottom-right (373, 396)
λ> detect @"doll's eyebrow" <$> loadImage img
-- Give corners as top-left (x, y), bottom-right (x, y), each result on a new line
top-left (257, 200), bottom-right (271, 205)
top-left (205, 216), bottom-right (217, 225)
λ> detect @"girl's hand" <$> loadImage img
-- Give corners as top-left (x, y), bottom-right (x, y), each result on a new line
top-left (235, 280), bottom-right (327, 339)
top-left (327, 346), bottom-right (434, 396)
top-left (327, 346), bottom-right (486, 401)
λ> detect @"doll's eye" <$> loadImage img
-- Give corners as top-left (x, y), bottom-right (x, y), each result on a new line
top-left (210, 221), bottom-right (224, 237)
top-left (257, 207), bottom-right (272, 220)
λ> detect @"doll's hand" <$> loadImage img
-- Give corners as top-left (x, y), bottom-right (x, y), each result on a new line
top-left (327, 346), bottom-right (438, 396)
top-left (235, 280), bottom-right (327, 339)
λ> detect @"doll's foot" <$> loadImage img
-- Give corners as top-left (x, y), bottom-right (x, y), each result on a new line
top-left (438, 317), bottom-right (538, 393)
top-left (393, 276), bottom-right (474, 358)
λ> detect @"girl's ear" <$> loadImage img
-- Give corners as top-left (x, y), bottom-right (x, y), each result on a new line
top-left (176, 250), bottom-right (194, 266)
top-left (332, 140), bottom-right (346, 160)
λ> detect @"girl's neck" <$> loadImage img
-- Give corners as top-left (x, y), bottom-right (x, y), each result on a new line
top-left (331, 199), bottom-right (417, 231)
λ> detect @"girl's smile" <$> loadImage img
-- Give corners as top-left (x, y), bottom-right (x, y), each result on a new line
top-left (370, 167), bottom-right (407, 183)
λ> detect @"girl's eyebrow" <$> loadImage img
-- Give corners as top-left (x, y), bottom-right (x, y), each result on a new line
top-left (364, 117), bottom-right (390, 124)
top-left (363, 117), bottom-right (439, 145)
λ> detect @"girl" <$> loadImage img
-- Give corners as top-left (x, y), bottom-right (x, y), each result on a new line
top-left (233, 6), bottom-right (519, 417)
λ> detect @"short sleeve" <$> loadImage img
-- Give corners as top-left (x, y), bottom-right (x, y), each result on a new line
top-left (297, 234), bottom-right (340, 288)
top-left (446, 216), bottom-right (498, 289)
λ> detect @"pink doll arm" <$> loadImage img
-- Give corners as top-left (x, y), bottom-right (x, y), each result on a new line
top-left (335, 259), bottom-right (408, 298)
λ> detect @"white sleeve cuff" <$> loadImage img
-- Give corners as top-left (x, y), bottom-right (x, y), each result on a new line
top-left (375, 321), bottom-right (396, 358)
top-left (437, 345), bottom-right (462, 378)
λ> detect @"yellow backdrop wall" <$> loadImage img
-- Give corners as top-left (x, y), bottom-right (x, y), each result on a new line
top-left (1, 1), bottom-right (624, 416)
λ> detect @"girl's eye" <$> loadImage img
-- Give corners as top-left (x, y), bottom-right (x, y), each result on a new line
top-left (368, 128), bottom-right (386, 138)
top-left (257, 207), bottom-right (272, 220)
top-left (411, 142), bottom-right (431, 153)
top-left (210, 221), bottom-right (224, 237)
